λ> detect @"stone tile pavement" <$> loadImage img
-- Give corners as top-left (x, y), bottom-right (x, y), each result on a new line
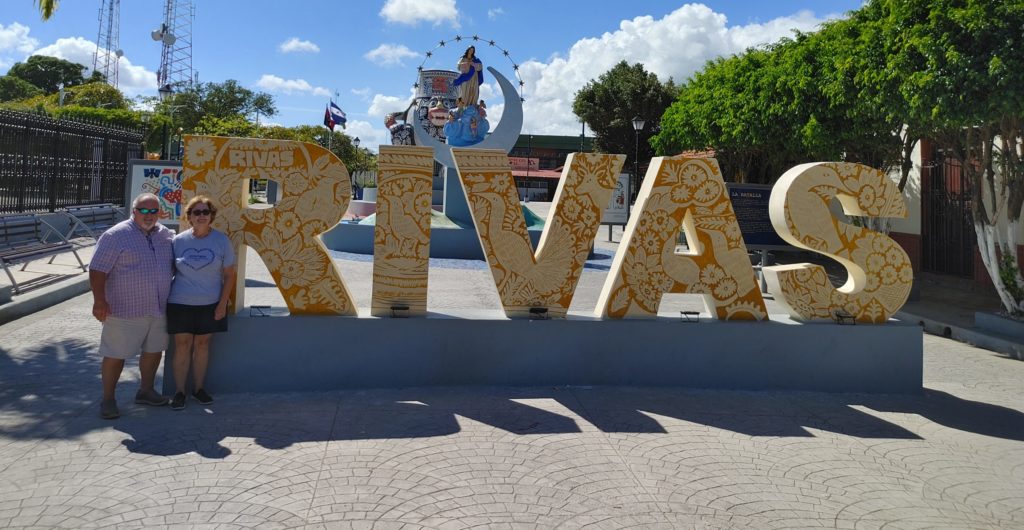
top-left (0, 207), bottom-right (1022, 528)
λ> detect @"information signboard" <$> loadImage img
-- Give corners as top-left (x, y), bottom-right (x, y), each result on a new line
top-left (727, 183), bottom-right (789, 249)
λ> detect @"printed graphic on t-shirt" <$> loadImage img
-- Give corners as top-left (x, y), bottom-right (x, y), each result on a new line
top-left (182, 248), bottom-right (215, 270)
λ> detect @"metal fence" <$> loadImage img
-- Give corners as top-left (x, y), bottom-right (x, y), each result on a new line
top-left (922, 150), bottom-right (974, 278)
top-left (0, 109), bottom-right (144, 214)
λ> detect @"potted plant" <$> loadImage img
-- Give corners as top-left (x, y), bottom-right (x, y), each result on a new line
top-left (361, 180), bottom-right (377, 202)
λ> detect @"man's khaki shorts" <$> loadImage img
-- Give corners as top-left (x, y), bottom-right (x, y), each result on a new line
top-left (98, 316), bottom-right (168, 360)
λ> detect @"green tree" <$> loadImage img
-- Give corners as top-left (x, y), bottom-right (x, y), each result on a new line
top-left (0, 75), bottom-right (42, 102)
top-left (160, 79), bottom-right (277, 133)
top-left (35, 0), bottom-right (59, 20)
top-left (194, 114), bottom-right (258, 138)
top-left (572, 61), bottom-right (676, 180)
top-left (877, 0), bottom-right (1024, 314)
top-left (63, 81), bottom-right (128, 109)
top-left (653, 45), bottom-right (807, 183)
top-left (653, 14), bottom-right (922, 186)
top-left (6, 55), bottom-right (86, 93)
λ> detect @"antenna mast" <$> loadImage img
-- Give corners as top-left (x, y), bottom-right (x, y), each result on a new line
top-left (93, 0), bottom-right (122, 87)
top-left (154, 0), bottom-right (194, 94)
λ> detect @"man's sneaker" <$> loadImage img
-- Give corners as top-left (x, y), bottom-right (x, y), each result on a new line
top-left (100, 399), bottom-right (119, 419)
top-left (170, 392), bottom-right (186, 411)
top-left (192, 388), bottom-right (214, 405)
top-left (134, 388), bottom-right (169, 406)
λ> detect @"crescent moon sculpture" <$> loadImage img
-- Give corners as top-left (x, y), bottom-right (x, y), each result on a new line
top-left (413, 66), bottom-right (524, 168)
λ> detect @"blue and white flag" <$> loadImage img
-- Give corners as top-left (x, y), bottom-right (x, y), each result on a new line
top-left (324, 101), bottom-right (347, 131)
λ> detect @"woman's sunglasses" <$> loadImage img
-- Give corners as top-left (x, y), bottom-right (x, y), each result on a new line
top-left (189, 209), bottom-right (212, 216)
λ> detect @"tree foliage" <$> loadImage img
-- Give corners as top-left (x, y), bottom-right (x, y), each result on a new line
top-left (877, 0), bottom-right (1024, 313)
top-left (63, 81), bottom-right (128, 109)
top-left (35, 0), bottom-right (59, 20)
top-left (6, 55), bottom-right (86, 94)
top-left (572, 61), bottom-right (676, 177)
top-left (160, 79), bottom-right (277, 133)
top-left (654, 44), bottom-right (806, 183)
top-left (0, 75), bottom-right (42, 102)
top-left (652, 4), bottom-right (936, 186)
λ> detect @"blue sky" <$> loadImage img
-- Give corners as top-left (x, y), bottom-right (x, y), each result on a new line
top-left (1, 1), bottom-right (862, 152)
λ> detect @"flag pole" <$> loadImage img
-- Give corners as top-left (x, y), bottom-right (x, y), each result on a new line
top-left (329, 90), bottom-right (337, 152)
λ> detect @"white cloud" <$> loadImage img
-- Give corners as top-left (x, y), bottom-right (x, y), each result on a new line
top-left (367, 93), bottom-right (411, 118)
top-left (364, 44), bottom-right (420, 67)
top-left (279, 37), bottom-right (320, 54)
top-left (32, 37), bottom-right (156, 96)
top-left (344, 120), bottom-right (389, 154)
top-left (351, 87), bottom-right (372, 98)
top-left (487, 8), bottom-right (505, 20)
top-left (513, 4), bottom-right (834, 135)
top-left (380, 0), bottom-right (459, 27)
top-left (255, 74), bottom-right (331, 97)
top-left (0, 22), bottom-right (38, 69)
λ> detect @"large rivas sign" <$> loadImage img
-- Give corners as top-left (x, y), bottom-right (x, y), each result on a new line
top-left (181, 136), bottom-right (911, 324)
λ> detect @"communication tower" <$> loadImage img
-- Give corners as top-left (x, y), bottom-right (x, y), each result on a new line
top-left (152, 0), bottom-right (195, 95)
top-left (92, 0), bottom-right (122, 87)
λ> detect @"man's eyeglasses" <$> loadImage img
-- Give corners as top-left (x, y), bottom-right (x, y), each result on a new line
top-left (135, 207), bottom-right (159, 215)
top-left (189, 209), bottom-right (212, 216)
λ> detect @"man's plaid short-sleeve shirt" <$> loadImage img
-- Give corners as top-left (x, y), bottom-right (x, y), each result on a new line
top-left (89, 219), bottom-right (174, 318)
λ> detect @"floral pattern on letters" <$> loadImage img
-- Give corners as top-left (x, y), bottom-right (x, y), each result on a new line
top-left (452, 149), bottom-right (626, 318)
top-left (596, 156), bottom-right (767, 320)
top-left (371, 146), bottom-right (434, 317)
top-left (181, 135), bottom-right (356, 315)
top-left (763, 162), bottom-right (912, 323)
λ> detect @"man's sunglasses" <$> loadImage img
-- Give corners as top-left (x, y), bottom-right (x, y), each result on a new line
top-left (135, 207), bottom-right (159, 214)
top-left (189, 209), bottom-right (212, 216)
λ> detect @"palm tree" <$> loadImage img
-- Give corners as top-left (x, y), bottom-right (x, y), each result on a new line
top-left (35, 0), bottom-right (59, 20)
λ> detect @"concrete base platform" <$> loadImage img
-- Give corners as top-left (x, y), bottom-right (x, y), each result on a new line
top-left (165, 310), bottom-right (923, 395)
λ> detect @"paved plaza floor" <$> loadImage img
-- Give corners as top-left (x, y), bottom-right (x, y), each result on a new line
top-left (0, 212), bottom-right (1022, 528)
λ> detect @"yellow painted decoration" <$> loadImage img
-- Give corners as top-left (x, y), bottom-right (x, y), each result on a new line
top-left (763, 162), bottom-right (912, 323)
top-left (371, 146), bottom-right (435, 317)
top-left (596, 156), bottom-right (767, 320)
top-left (181, 135), bottom-right (357, 315)
top-left (452, 149), bottom-right (626, 318)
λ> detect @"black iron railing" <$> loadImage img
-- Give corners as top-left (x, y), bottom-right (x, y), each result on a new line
top-left (922, 152), bottom-right (975, 277)
top-left (0, 109), bottom-right (144, 214)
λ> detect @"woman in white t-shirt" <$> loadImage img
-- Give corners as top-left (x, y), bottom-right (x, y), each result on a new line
top-left (167, 195), bottom-right (236, 410)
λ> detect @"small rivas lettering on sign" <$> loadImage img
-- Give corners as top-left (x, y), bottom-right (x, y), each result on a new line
top-left (227, 148), bottom-right (294, 168)
top-left (182, 136), bottom-right (912, 323)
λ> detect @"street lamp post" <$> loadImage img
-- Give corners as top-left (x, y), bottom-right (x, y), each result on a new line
top-left (352, 137), bottom-right (361, 198)
top-left (140, 112), bottom-right (151, 158)
top-left (157, 84), bottom-right (173, 160)
top-left (631, 116), bottom-right (645, 210)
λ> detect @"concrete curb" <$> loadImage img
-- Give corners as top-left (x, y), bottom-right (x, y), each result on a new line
top-left (0, 275), bottom-right (90, 325)
top-left (896, 309), bottom-right (1023, 360)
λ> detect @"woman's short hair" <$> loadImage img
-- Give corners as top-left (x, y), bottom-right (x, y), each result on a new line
top-left (183, 195), bottom-right (217, 222)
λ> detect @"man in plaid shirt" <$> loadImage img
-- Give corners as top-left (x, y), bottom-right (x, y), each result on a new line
top-left (90, 193), bottom-right (175, 419)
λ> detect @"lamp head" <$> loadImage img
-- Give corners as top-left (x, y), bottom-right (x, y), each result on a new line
top-left (157, 84), bottom-right (173, 101)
